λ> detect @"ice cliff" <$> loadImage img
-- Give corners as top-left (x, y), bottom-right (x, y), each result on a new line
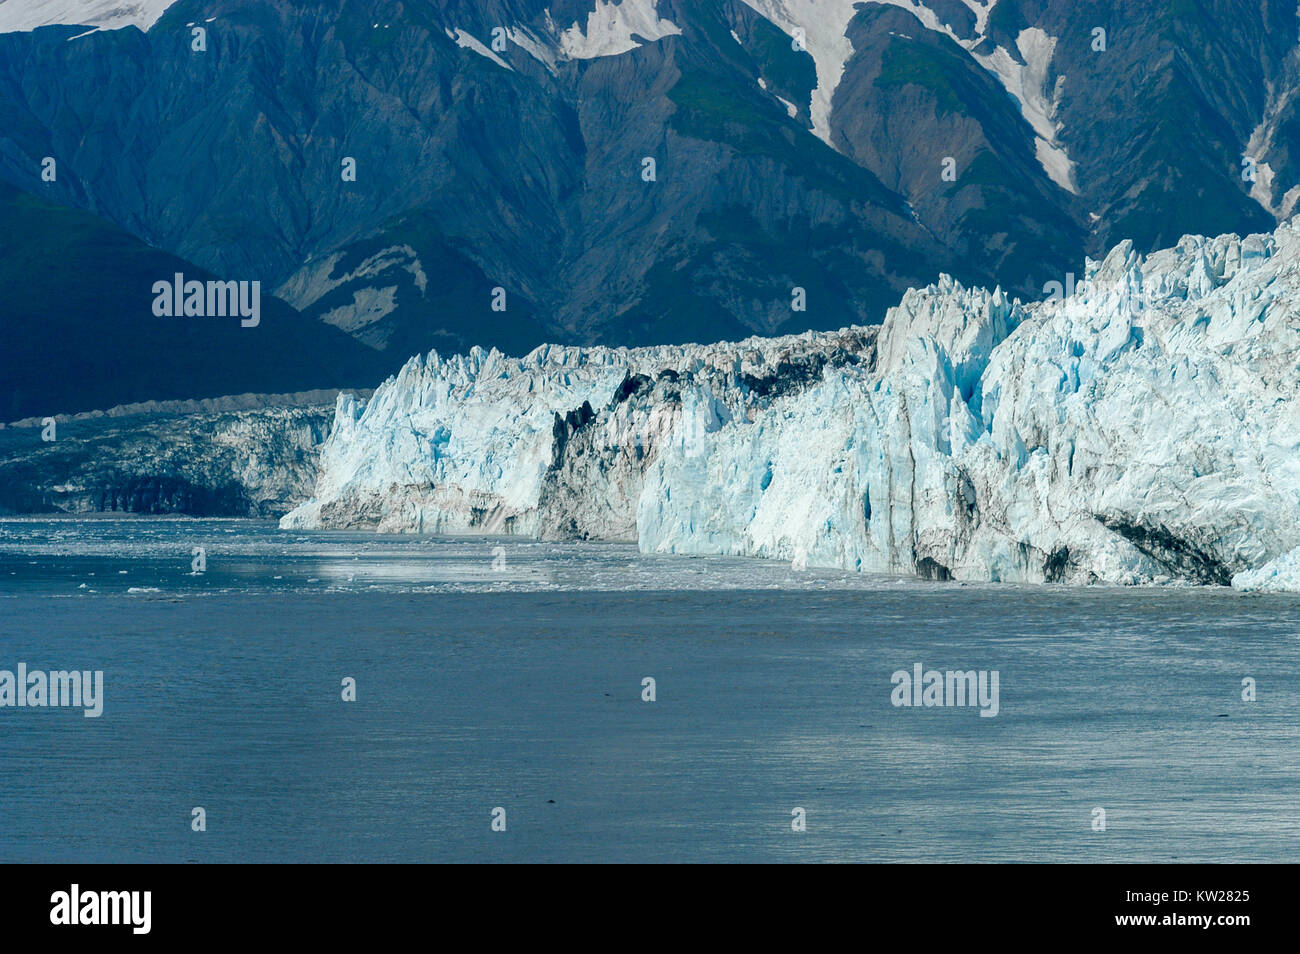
top-left (283, 221), bottom-right (1300, 590)
top-left (280, 330), bottom-right (873, 539)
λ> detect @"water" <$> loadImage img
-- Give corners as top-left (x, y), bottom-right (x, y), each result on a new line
top-left (1, 517), bottom-right (1298, 862)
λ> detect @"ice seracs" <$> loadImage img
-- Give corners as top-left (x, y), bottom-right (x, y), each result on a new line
top-left (284, 218), bottom-right (1300, 591)
top-left (1231, 546), bottom-right (1300, 593)
top-left (282, 331), bottom-right (874, 538)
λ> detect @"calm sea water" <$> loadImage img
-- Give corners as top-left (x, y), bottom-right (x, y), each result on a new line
top-left (1, 517), bottom-right (1298, 863)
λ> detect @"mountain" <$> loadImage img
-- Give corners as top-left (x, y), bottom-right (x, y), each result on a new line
top-left (0, 0), bottom-right (947, 366)
top-left (281, 218), bottom-right (1300, 591)
top-left (2, 0), bottom-right (1299, 416)
top-left (0, 180), bottom-right (392, 420)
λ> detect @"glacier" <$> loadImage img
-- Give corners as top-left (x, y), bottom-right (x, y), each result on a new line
top-left (283, 220), bottom-right (1300, 590)
top-left (1, 394), bottom-right (346, 517)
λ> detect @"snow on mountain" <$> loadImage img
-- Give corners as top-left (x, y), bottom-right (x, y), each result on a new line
top-left (971, 26), bottom-right (1077, 194)
top-left (739, 0), bottom-right (1078, 191)
top-left (957, 0), bottom-right (993, 34)
top-left (735, 0), bottom-right (854, 143)
top-left (554, 0), bottom-right (682, 60)
top-left (506, 24), bottom-right (558, 71)
top-left (446, 28), bottom-right (515, 72)
top-left (0, 0), bottom-right (177, 33)
top-left (284, 218), bottom-right (1300, 591)
top-left (1246, 100), bottom-right (1300, 220)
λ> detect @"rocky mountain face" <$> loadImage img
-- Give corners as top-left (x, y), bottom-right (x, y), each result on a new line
top-left (0, 0), bottom-right (945, 392)
top-left (282, 219), bottom-right (1300, 592)
top-left (1, 0), bottom-right (1299, 418)
top-left (817, 0), bottom-right (1292, 267)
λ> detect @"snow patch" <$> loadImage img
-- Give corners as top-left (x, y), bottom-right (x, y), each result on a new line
top-left (446, 28), bottom-right (515, 71)
top-left (276, 246), bottom-right (426, 313)
top-left (1246, 96), bottom-right (1300, 219)
top-left (556, 0), bottom-right (682, 60)
top-left (0, 0), bottom-right (177, 33)
top-left (958, 0), bottom-right (993, 35)
top-left (738, 0), bottom-right (859, 145)
top-left (740, 1), bottom-right (1078, 191)
top-left (320, 287), bottom-right (400, 335)
top-left (964, 27), bottom-right (1077, 192)
top-left (506, 25), bottom-right (558, 71)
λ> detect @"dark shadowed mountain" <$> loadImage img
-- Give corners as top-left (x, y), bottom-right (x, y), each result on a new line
top-left (0, 180), bottom-right (392, 420)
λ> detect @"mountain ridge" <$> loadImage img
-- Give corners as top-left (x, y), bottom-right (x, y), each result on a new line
top-left (2, 0), bottom-right (1298, 416)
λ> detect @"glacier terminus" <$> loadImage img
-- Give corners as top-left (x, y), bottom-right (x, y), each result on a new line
top-left (282, 221), bottom-right (1300, 593)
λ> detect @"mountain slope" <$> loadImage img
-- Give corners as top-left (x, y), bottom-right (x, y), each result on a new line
top-left (0, 0), bottom-right (946, 362)
top-left (0, 180), bottom-right (391, 420)
top-left (1, 0), bottom-right (1299, 415)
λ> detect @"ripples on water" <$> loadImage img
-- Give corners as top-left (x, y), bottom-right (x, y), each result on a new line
top-left (1, 517), bottom-right (1298, 862)
top-left (0, 515), bottom-right (921, 594)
